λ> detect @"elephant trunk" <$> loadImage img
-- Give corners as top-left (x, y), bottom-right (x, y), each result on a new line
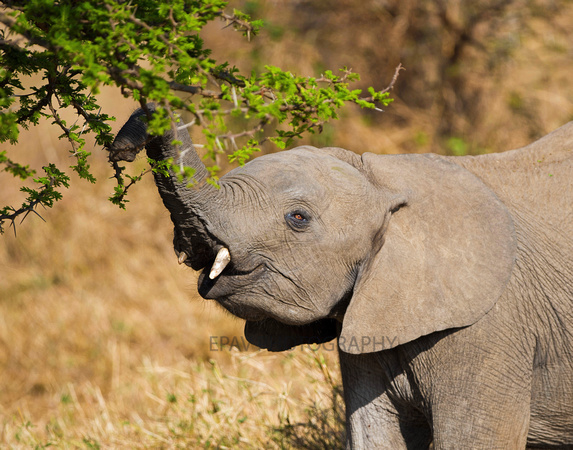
top-left (108, 105), bottom-right (219, 270)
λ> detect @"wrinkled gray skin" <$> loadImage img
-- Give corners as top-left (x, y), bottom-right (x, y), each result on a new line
top-left (109, 106), bottom-right (573, 449)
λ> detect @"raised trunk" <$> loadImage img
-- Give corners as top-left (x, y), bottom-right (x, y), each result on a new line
top-left (109, 105), bottom-right (218, 269)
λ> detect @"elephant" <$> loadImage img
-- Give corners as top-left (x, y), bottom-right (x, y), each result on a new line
top-left (109, 105), bottom-right (573, 449)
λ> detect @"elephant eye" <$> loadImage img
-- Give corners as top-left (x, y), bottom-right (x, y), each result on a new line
top-left (286, 210), bottom-right (311, 230)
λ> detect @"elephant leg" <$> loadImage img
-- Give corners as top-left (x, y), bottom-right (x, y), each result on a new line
top-left (426, 356), bottom-right (532, 450)
top-left (345, 404), bottom-right (431, 449)
top-left (340, 351), bottom-right (432, 449)
top-left (433, 336), bottom-right (535, 447)
top-left (431, 394), bottom-right (531, 450)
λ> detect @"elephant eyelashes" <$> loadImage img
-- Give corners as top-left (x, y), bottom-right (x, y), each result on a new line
top-left (285, 210), bottom-right (311, 230)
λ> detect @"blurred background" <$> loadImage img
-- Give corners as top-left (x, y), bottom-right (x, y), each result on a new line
top-left (1, 0), bottom-right (572, 447)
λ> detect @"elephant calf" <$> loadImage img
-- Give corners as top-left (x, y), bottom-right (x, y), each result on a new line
top-left (110, 107), bottom-right (573, 449)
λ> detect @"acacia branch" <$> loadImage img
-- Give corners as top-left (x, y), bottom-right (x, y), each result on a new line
top-left (379, 63), bottom-right (403, 94)
top-left (218, 12), bottom-right (259, 41)
top-left (0, 37), bottom-right (24, 50)
top-left (15, 88), bottom-right (52, 124)
top-left (109, 161), bottom-right (152, 208)
top-left (0, 11), bottom-right (51, 50)
top-left (0, 181), bottom-right (53, 234)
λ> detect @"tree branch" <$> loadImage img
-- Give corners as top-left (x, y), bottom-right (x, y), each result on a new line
top-left (0, 180), bottom-right (53, 234)
top-left (0, 11), bottom-right (51, 50)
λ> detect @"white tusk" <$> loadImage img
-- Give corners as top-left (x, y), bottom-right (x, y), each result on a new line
top-left (178, 251), bottom-right (188, 265)
top-left (209, 247), bottom-right (231, 279)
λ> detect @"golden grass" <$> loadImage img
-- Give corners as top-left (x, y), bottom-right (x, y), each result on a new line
top-left (2, 347), bottom-right (343, 448)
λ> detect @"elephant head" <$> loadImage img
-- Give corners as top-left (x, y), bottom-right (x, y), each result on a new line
top-left (109, 107), bottom-right (516, 354)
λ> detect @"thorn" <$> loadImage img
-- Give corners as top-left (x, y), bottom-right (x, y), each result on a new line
top-left (178, 252), bottom-right (188, 265)
top-left (231, 86), bottom-right (238, 109)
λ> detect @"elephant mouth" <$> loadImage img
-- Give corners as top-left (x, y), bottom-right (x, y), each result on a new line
top-left (183, 237), bottom-right (268, 319)
top-left (197, 261), bottom-right (266, 300)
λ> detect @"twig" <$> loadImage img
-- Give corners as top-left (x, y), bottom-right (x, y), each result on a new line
top-left (355, 63), bottom-right (404, 104)
top-left (0, 11), bottom-right (51, 50)
top-left (0, 179), bottom-right (53, 234)
top-left (379, 63), bottom-right (403, 94)
top-left (109, 160), bottom-right (152, 206)
top-left (48, 99), bottom-right (80, 153)
top-left (218, 12), bottom-right (258, 41)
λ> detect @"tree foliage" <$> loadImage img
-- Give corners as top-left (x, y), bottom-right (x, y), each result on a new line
top-left (0, 0), bottom-right (397, 233)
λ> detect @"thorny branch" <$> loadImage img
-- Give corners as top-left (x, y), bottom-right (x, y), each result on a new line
top-left (379, 63), bottom-right (403, 95)
top-left (215, 63), bottom-right (404, 147)
top-left (109, 161), bottom-right (153, 209)
top-left (218, 11), bottom-right (260, 41)
top-left (0, 179), bottom-right (52, 235)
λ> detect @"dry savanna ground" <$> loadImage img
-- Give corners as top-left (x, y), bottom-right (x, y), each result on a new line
top-left (1, 1), bottom-right (573, 448)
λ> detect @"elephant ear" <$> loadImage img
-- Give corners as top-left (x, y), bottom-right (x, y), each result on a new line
top-left (339, 153), bottom-right (517, 354)
top-left (244, 318), bottom-right (338, 352)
